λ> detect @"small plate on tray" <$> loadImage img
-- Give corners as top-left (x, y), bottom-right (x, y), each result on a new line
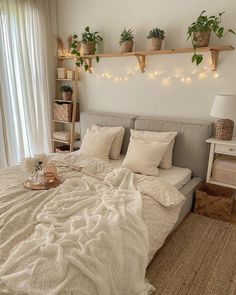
top-left (24, 176), bottom-right (64, 190)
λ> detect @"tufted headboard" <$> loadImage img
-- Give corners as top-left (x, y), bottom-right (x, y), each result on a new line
top-left (80, 111), bottom-right (213, 179)
top-left (134, 116), bottom-right (213, 178)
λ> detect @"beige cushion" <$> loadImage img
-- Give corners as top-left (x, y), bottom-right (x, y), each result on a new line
top-left (91, 124), bottom-right (125, 160)
top-left (122, 137), bottom-right (168, 176)
top-left (80, 129), bottom-right (116, 161)
top-left (131, 129), bottom-right (177, 169)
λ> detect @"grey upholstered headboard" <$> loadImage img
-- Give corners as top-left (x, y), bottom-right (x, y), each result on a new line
top-left (135, 116), bottom-right (213, 178)
top-left (80, 111), bottom-right (137, 154)
top-left (80, 111), bottom-right (213, 179)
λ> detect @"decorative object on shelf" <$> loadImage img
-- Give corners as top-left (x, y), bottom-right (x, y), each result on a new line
top-left (22, 154), bottom-right (48, 185)
top-left (57, 68), bottom-right (67, 79)
top-left (194, 182), bottom-right (234, 220)
top-left (66, 70), bottom-right (75, 80)
top-left (119, 28), bottom-right (134, 53)
top-left (53, 101), bottom-right (80, 122)
top-left (187, 10), bottom-right (235, 65)
top-left (70, 27), bottom-right (103, 71)
top-left (53, 131), bottom-right (80, 141)
top-left (212, 155), bottom-right (236, 187)
top-left (147, 27), bottom-right (165, 51)
top-left (61, 85), bottom-right (73, 100)
top-left (56, 36), bottom-right (66, 57)
top-left (210, 94), bottom-right (236, 140)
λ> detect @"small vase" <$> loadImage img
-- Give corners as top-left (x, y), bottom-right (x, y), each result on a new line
top-left (29, 170), bottom-right (43, 185)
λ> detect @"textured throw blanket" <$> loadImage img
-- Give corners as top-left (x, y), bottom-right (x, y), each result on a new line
top-left (0, 154), bottom-right (185, 294)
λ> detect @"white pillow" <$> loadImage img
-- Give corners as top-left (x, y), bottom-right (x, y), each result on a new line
top-left (80, 129), bottom-right (116, 161)
top-left (131, 129), bottom-right (177, 169)
top-left (122, 137), bottom-right (168, 176)
top-left (91, 125), bottom-right (125, 160)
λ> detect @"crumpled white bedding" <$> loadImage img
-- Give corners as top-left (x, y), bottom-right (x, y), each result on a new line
top-left (0, 153), bottom-right (185, 295)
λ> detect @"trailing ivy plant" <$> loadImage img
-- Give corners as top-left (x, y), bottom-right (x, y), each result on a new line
top-left (147, 28), bottom-right (165, 40)
top-left (187, 11), bottom-right (235, 65)
top-left (119, 28), bottom-right (134, 45)
top-left (70, 27), bottom-right (103, 71)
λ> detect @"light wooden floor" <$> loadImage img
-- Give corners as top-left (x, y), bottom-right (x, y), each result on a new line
top-left (146, 213), bottom-right (236, 295)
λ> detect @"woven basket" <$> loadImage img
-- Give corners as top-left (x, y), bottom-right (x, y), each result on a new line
top-left (194, 182), bottom-right (234, 219)
top-left (82, 41), bottom-right (96, 55)
top-left (53, 102), bottom-right (80, 122)
top-left (215, 119), bottom-right (234, 140)
top-left (194, 31), bottom-right (211, 47)
top-left (62, 91), bottom-right (72, 101)
top-left (148, 38), bottom-right (162, 51)
top-left (121, 41), bottom-right (134, 53)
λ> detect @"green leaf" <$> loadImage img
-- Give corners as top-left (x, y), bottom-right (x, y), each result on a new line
top-left (217, 27), bottom-right (224, 38)
top-left (228, 29), bottom-right (236, 35)
top-left (196, 54), bottom-right (203, 65)
top-left (96, 56), bottom-right (100, 63)
top-left (85, 26), bottom-right (90, 32)
top-left (84, 64), bottom-right (89, 71)
top-left (71, 49), bottom-right (77, 54)
top-left (192, 54), bottom-right (197, 63)
top-left (76, 62), bottom-right (81, 67)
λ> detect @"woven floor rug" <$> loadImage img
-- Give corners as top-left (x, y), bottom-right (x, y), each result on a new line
top-left (146, 213), bottom-right (236, 295)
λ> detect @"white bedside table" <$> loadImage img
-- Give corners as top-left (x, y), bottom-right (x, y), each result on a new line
top-left (206, 137), bottom-right (236, 189)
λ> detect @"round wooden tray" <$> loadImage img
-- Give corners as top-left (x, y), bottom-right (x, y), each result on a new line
top-left (24, 176), bottom-right (64, 190)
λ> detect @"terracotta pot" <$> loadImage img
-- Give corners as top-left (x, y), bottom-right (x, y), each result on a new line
top-left (62, 91), bottom-right (72, 101)
top-left (148, 38), bottom-right (162, 51)
top-left (121, 40), bottom-right (134, 53)
top-left (82, 41), bottom-right (96, 55)
top-left (194, 31), bottom-right (211, 47)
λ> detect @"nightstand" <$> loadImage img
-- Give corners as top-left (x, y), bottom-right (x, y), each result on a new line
top-left (206, 138), bottom-right (236, 189)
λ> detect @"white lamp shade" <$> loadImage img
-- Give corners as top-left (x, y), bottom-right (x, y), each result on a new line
top-left (210, 94), bottom-right (236, 119)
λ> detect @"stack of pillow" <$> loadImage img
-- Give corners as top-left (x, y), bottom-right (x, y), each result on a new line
top-left (79, 124), bottom-right (177, 176)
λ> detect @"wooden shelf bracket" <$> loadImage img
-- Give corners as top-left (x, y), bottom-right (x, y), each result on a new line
top-left (135, 54), bottom-right (146, 73)
top-left (210, 49), bottom-right (219, 71)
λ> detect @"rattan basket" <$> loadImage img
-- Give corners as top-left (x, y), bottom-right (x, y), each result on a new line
top-left (82, 41), bottom-right (96, 55)
top-left (194, 31), bottom-right (211, 47)
top-left (215, 119), bottom-right (234, 140)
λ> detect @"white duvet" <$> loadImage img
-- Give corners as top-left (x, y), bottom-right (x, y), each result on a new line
top-left (0, 153), bottom-right (185, 295)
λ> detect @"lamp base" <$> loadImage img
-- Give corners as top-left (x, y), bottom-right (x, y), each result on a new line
top-left (214, 119), bottom-right (234, 140)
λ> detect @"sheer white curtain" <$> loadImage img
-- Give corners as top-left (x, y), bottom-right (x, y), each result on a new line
top-left (0, 0), bottom-right (53, 167)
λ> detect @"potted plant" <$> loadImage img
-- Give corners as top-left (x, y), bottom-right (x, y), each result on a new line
top-left (71, 27), bottom-right (103, 71)
top-left (187, 11), bottom-right (235, 65)
top-left (61, 85), bottom-right (73, 101)
top-left (119, 28), bottom-right (134, 53)
top-left (147, 27), bottom-right (165, 51)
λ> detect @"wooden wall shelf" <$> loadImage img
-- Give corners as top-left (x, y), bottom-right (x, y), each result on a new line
top-left (79, 45), bottom-right (234, 73)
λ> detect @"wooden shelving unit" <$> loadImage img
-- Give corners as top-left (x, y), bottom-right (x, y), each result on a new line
top-left (52, 57), bottom-right (80, 153)
top-left (79, 45), bottom-right (234, 73)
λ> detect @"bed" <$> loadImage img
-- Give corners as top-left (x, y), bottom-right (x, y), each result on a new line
top-left (0, 111), bottom-right (213, 295)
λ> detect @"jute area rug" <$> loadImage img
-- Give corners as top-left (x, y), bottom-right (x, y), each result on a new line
top-left (146, 213), bottom-right (236, 295)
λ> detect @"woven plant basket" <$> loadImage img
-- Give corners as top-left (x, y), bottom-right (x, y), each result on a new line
top-left (215, 119), bottom-right (234, 140)
top-left (82, 41), bottom-right (96, 55)
top-left (148, 38), bottom-right (162, 51)
top-left (62, 91), bottom-right (72, 101)
top-left (121, 40), bottom-right (134, 53)
top-left (194, 31), bottom-right (211, 47)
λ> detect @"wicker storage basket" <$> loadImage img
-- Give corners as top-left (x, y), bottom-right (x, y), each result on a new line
top-left (215, 119), bottom-right (234, 140)
top-left (194, 182), bottom-right (234, 219)
top-left (53, 102), bottom-right (80, 122)
top-left (194, 31), bottom-right (211, 47)
top-left (212, 156), bottom-right (236, 186)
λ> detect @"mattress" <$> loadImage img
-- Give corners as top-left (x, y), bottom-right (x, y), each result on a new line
top-left (110, 155), bottom-right (192, 190)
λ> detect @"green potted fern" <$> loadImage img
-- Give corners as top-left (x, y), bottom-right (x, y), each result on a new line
top-left (147, 27), bottom-right (165, 51)
top-left (187, 11), bottom-right (235, 65)
top-left (119, 28), bottom-right (134, 53)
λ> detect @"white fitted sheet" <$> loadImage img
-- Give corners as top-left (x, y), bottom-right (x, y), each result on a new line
top-left (110, 155), bottom-right (192, 190)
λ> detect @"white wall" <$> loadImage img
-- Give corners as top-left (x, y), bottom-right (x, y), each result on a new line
top-left (57, 0), bottom-right (236, 123)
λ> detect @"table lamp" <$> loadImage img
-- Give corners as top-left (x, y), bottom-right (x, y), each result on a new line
top-left (210, 94), bottom-right (236, 140)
